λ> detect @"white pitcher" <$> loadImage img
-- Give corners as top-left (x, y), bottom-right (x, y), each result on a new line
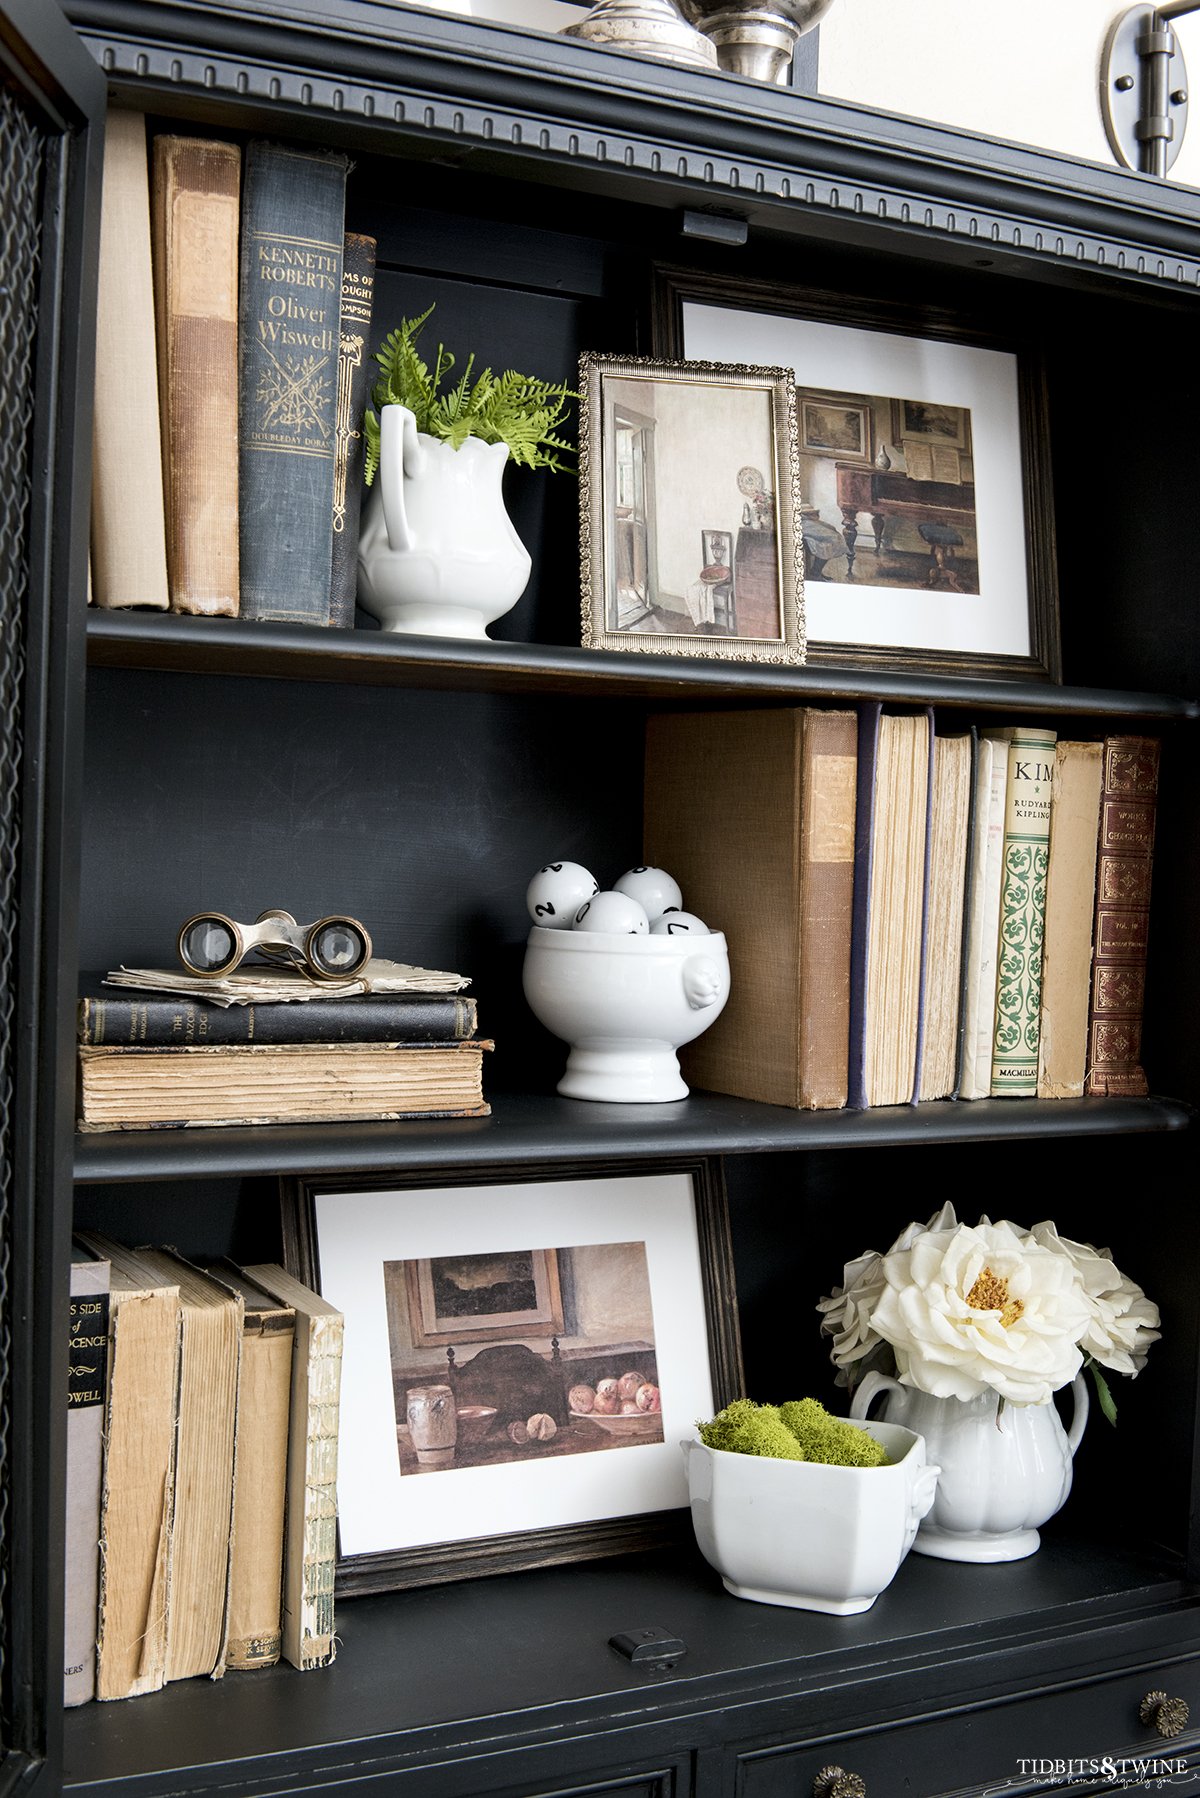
top-left (850, 1369), bottom-right (1088, 1563)
top-left (357, 403), bottom-right (532, 639)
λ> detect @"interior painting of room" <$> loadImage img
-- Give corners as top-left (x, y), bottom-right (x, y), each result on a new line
top-left (604, 374), bottom-right (784, 640)
top-left (383, 1239), bottom-right (664, 1475)
top-left (798, 388), bottom-right (980, 595)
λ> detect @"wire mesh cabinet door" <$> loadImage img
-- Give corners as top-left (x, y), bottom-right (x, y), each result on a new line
top-left (0, 0), bottom-right (103, 1785)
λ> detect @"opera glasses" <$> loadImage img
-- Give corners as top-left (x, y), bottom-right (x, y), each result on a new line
top-left (176, 909), bottom-right (373, 982)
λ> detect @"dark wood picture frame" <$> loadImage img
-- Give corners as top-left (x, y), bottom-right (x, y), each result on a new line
top-left (281, 1156), bottom-right (743, 1595)
top-left (651, 266), bottom-right (1062, 683)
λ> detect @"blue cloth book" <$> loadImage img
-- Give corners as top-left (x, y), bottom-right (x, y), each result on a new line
top-left (238, 141), bottom-right (349, 624)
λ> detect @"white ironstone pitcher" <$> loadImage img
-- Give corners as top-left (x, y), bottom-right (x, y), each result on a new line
top-left (357, 403), bottom-right (531, 639)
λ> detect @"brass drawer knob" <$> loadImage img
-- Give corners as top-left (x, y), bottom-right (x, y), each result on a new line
top-left (1140, 1689), bottom-right (1190, 1738)
top-left (813, 1767), bottom-right (867, 1798)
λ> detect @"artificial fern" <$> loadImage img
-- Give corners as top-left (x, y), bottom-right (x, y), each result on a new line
top-left (363, 305), bottom-right (576, 484)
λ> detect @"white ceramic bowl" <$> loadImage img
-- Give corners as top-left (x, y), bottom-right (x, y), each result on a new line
top-left (681, 1420), bottom-right (939, 1614)
top-left (522, 925), bottom-right (731, 1102)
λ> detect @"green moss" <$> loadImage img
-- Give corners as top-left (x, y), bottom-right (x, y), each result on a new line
top-left (697, 1399), bottom-right (805, 1461)
top-left (697, 1396), bottom-right (890, 1467)
top-left (778, 1397), bottom-right (890, 1467)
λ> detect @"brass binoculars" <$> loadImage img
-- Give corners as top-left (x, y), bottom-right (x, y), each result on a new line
top-left (177, 909), bottom-right (373, 982)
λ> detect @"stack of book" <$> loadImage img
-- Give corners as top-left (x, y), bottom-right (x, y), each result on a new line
top-left (65, 1241), bottom-right (342, 1706)
top-left (644, 708), bottom-right (1160, 1112)
top-left (90, 108), bottom-right (376, 628)
top-left (75, 965), bottom-right (490, 1130)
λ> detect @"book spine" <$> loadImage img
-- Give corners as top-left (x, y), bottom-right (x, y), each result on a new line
top-left (78, 991), bottom-right (478, 1047)
top-left (959, 739), bottom-right (1010, 1099)
top-left (797, 708), bottom-right (857, 1110)
top-left (91, 110), bottom-right (170, 611)
top-left (1086, 736), bottom-right (1161, 1097)
top-left (238, 141), bottom-right (349, 624)
top-left (152, 136), bottom-right (241, 616)
top-left (64, 1261), bottom-right (110, 1706)
top-left (1037, 741), bottom-right (1104, 1099)
top-left (329, 232), bottom-right (377, 629)
top-left (950, 725), bottom-right (980, 1099)
top-left (990, 727), bottom-right (1057, 1096)
top-left (288, 1315), bottom-right (342, 1670)
top-left (909, 706), bottom-right (936, 1105)
top-left (225, 1317), bottom-right (293, 1670)
top-left (846, 701), bottom-right (882, 1111)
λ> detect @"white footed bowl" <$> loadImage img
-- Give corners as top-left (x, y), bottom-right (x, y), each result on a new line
top-left (682, 1422), bottom-right (940, 1614)
top-left (522, 925), bottom-right (730, 1102)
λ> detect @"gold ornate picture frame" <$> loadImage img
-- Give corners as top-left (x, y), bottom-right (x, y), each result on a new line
top-left (578, 352), bottom-right (805, 665)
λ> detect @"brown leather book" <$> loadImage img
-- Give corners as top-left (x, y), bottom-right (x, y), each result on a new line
top-left (151, 135), bottom-right (241, 616)
top-left (1086, 735), bottom-right (1161, 1097)
top-left (91, 109), bottom-right (170, 610)
top-left (644, 707), bottom-right (857, 1109)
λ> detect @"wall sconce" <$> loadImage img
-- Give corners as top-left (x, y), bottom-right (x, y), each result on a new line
top-left (1101, 2), bottom-right (1199, 175)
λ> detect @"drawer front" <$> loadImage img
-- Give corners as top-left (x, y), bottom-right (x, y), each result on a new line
top-left (733, 1664), bottom-right (1200, 1798)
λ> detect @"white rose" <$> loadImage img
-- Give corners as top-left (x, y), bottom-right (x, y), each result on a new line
top-left (870, 1219), bottom-right (1092, 1406)
top-left (817, 1204), bottom-right (959, 1373)
top-left (1028, 1220), bottom-right (1161, 1376)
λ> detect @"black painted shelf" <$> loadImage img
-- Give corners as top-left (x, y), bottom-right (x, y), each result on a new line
top-left (72, 1089), bottom-right (1193, 1184)
top-left (61, 1535), bottom-right (1199, 1797)
top-left (85, 613), bottom-right (1200, 717)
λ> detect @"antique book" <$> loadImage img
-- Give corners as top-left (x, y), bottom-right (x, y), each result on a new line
top-left (238, 140), bottom-right (349, 623)
top-left (76, 1038), bottom-right (491, 1130)
top-left (99, 957), bottom-right (469, 1007)
top-left (848, 705), bottom-right (933, 1108)
top-left (1086, 734), bottom-right (1161, 1097)
top-left (240, 1264), bottom-right (343, 1672)
top-left (1037, 740), bottom-right (1105, 1099)
top-left (990, 725), bottom-right (1057, 1096)
top-left (78, 979), bottom-right (479, 1048)
top-left (72, 1234), bottom-right (181, 1703)
top-left (643, 706), bottom-right (857, 1110)
top-left (958, 735), bottom-right (1012, 1100)
top-left (329, 231), bottom-right (376, 628)
top-left (64, 1254), bottom-right (110, 1706)
top-left (205, 1264), bottom-right (295, 1671)
top-left (151, 135), bottom-right (241, 616)
top-left (85, 1241), bottom-right (242, 1683)
top-left (917, 730), bottom-right (973, 1102)
top-left (91, 108), bottom-right (170, 611)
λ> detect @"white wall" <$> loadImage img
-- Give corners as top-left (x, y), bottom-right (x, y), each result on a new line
top-left (399, 0), bottom-right (1200, 188)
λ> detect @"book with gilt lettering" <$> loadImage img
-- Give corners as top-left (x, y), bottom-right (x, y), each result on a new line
top-left (1086, 735), bottom-right (1161, 1096)
top-left (329, 231), bottom-right (376, 628)
top-left (643, 706), bottom-right (857, 1109)
top-left (238, 141), bottom-right (349, 624)
top-left (990, 726), bottom-right (1057, 1097)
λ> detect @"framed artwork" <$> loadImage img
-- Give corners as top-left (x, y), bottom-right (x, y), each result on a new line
top-left (578, 352), bottom-right (805, 664)
top-left (651, 268), bottom-right (1061, 682)
top-left (281, 1157), bottom-right (743, 1594)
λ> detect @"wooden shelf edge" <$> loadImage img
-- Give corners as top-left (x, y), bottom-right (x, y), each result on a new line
top-left (85, 612), bottom-right (1200, 718)
top-left (72, 1091), bottom-right (1194, 1184)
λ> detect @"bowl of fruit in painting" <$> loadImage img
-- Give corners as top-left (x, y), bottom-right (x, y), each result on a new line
top-left (521, 862), bottom-right (730, 1104)
top-left (569, 1368), bottom-right (662, 1434)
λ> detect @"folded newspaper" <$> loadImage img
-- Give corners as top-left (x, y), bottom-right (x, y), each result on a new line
top-left (102, 958), bottom-right (471, 1008)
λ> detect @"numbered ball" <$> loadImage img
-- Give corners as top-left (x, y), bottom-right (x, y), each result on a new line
top-left (526, 861), bottom-right (598, 928)
top-left (613, 866), bottom-right (683, 922)
top-left (573, 890), bottom-right (650, 934)
top-left (649, 910), bottom-right (710, 936)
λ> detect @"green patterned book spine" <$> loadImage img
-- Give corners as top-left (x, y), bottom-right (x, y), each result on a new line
top-left (990, 726), bottom-right (1056, 1096)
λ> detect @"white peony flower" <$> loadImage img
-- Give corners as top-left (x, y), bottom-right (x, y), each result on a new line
top-left (817, 1203), bottom-right (958, 1374)
top-left (1028, 1220), bottom-right (1161, 1376)
top-left (869, 1218), bottom-right (1093, 1406)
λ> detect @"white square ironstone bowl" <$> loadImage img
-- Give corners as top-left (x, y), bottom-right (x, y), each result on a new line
top-left (681, 1420), bottom-right (939, 1614)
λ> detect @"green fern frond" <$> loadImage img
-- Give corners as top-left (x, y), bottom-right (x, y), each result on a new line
top-left (361, 303), bottom-right (577, 482)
